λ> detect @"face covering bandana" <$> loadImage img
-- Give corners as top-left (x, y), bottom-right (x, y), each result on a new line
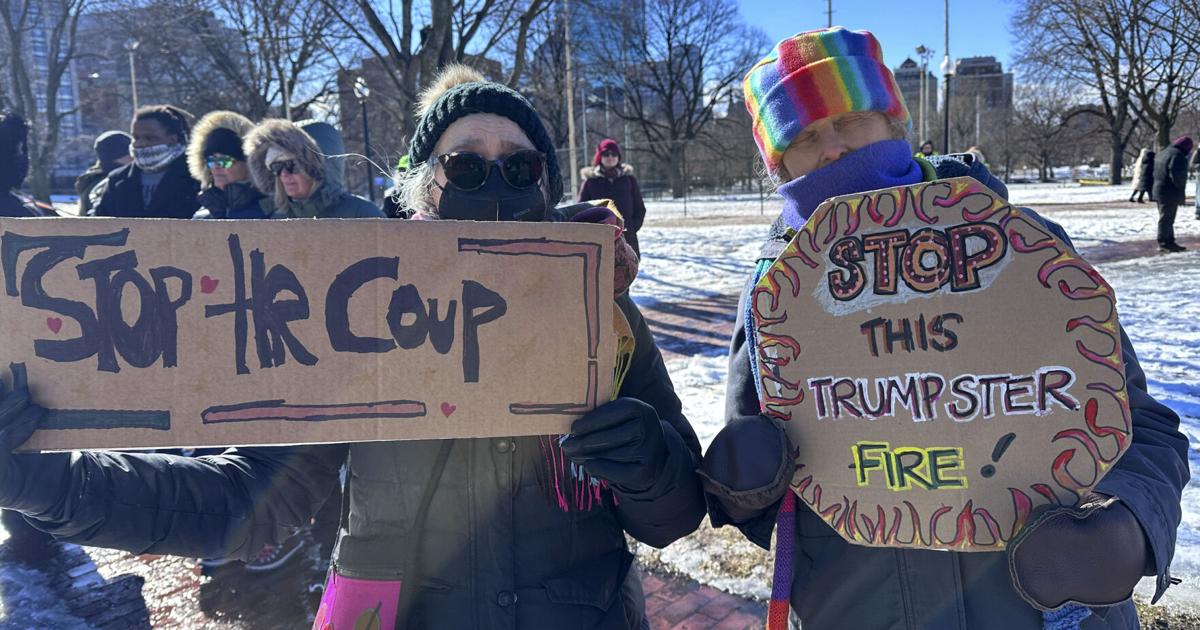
top-left (436, 167), bottom-right (547, 222)
top-left (777, 138), bottom-right (923, 230)
top-left (131, 142), bottom-right (186, 173)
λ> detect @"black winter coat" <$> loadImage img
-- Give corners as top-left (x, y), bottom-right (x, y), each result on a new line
top-left (1152, 145), bottom-right (1191, 205)
top-left (24, 294), bottom-right (705, 629)
top-left (706, 163), bottom-right (1189, 630)
top-left (93, 154), bottom-right (200, 219)
top-left (578, 165), bottom-right (647, 255)
top-left (0, 191), bottom-right (41, 217)
top-left (192, 181), bottom-right (271, 219)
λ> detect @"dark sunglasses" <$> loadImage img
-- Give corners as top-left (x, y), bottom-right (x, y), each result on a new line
top-left (205, 154), bottom-right (239, 170)
top-left (269, 159), bottom-right (300, 177)
top-left (600, 150), bottom-right (619, 157)
top-left (435, 150), bottom-right (545, 191)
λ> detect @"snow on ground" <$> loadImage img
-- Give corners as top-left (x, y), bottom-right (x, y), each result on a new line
top-left (634, 214), bottom-right (1200, 611)
top-left (0, 541), bottom-right (90, 629)
top-left (643, 183), bottom-right (1197, 223)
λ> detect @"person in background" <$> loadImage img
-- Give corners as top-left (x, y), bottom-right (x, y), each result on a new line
top-left (188, 111), bottom-right (271, 220)
top-left (1190, 140), bottom-right (1199, 219)
top-left (246, 119), bottom-right (382, 219)
top-left (1129, 147), bottom-right (1155, 203)
top-left (1152, 136), bottom-right (1193, 252)
top-left (75, 131), bottom-right (132, 216)
top-left (701, 26), bottom-right (1188, 630)
top-left (94, 105), bottom-right (200, 219)
top-left (915, 139), bottom-right (936, 158)
top-left (578, 138), bottom-right (647, 256)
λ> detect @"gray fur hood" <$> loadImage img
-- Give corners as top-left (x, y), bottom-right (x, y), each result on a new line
top-left (245, 119), bottom-right (329, 199)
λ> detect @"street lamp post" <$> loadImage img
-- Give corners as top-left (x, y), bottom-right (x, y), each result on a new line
top-left (941, 0), bottom-right (951, 153)
top-left (124, 39), bottom-right (140, 112)
top-left (916, 45), bottom-right (933, 145)
top-left (354, 77), bottom-right (374, 203)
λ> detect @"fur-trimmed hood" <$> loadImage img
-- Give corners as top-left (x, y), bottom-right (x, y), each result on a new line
top-left (581, 163), bottom-right (634, 180)
top-left (187, 111), bottom-right (255, 188)
top-left (245, 119), bottom-right (329, 208)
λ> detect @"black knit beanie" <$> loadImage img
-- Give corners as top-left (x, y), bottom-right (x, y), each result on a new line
top-left (409, 81), bottom-right (562, 204)
top-left (203, 127), bottom-right (246, 161)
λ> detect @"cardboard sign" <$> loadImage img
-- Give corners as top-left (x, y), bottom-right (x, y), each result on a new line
top-left (752, 177), bottom-right (1130, 551)
top-left (0, 218), bottom-right (614, 451)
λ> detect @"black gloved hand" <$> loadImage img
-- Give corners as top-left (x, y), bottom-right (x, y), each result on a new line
top-left (0, 363), bottom-right (51, 510)
top-left (698, 414), bottom-right (793, 523)
top-left (1008, 493), bottom-right (1150, 611)
top-left (559, 397), bottom-right (667, 494)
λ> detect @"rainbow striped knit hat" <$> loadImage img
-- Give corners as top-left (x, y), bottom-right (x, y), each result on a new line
top-left (744, 27), bottom-right (910, 173)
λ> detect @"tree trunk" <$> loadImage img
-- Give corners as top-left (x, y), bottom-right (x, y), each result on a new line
top-left (1108, 136), bottom-right (1125, 185)
top-left (1155, 117), bottom-right (1171, 150)
top-left (28, 155), bottom-right (53, 202)
top-left (668, 155), bottom-right (685, 199)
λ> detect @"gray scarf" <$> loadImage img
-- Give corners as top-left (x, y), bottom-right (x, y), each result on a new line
top-left (131, 142), bottom-right (186, 173)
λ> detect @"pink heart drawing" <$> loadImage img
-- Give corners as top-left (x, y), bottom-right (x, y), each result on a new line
top-left (440, 402), bottom-right (457, 417)
top-left (46, 317), bottom-right (63, 334)
top-left (200, 276), bottom-right (220, 294)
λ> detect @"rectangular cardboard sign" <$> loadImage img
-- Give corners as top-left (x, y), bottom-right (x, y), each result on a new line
top-left (0, 218), bottom-right (615, 451)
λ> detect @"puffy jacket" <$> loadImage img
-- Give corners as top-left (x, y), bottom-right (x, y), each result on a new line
top-left (93, 154), bottom-right (200, 219)
top-left (578, 164), bottom-right (647, 256)
top-left (1132, 150), bottom-right (1154, 193)
top-left (1152, 145), bottom-right (1191, 205)
top-left (193, 181), bottom-right (272, 219)
top-left (23, 292), bottom-right (705, 629)
top-left (705, 157), bottom-right (1189, 629)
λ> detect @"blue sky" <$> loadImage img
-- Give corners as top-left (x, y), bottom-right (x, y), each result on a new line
top-left (736, 0), bottom-right (1020, 79)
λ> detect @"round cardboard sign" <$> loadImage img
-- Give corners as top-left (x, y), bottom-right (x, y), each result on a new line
top-left (752, 177), bottom-right (1130, 551)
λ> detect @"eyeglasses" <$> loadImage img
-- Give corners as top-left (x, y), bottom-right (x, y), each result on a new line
top-left (206, 155), bottom-right (238, 170)
top-left (269, 160), bottom-right (300, 177)
top-left (435, 150), bottom-right (545, 191)
top-left (600, 150), bottom-right (619, 157)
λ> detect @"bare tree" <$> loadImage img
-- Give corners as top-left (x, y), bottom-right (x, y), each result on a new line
top-left (1013, 0), bottom-right (1146, 184)
top-left (602, 0), bottom-right (767, 197)
top-left (1129, 1), bottom-right (1200, 148)
top-left (0, 0), bottom-right (88, 200)
top-left (1011, 84), bottom-right (1080, 181)
top-left (321, 0), bottom-right (550, 141)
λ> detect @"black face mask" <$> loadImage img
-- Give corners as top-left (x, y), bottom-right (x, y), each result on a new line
top-left (436, 167), bottom-right (546, 222)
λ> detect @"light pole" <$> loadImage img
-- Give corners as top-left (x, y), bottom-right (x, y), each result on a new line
top-left (941, 0), bottom-right (951, 153)
top-left (354, 76), bottom-right (374, 202)
top-left (124, 39), bottom-right (140, 112)
top-left (916, 45), bottom-right (933, 145)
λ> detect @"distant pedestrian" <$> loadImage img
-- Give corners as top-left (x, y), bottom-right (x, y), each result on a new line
top-left (382, 154), bottom-right (411, 218)
top-left (1152, 136), bottom-right (1192, 252)
top-left (915, 139), bottom-right (936, 158)
top-left (578, 138), bottom-right (647, 256)
top-left (94, 104), bottom-right (200, 219)
top-left (1190, 144), bottom-right (1199, 219)
top-left (1130, 148), bottom-right (1155, 203)
top-left (75, 131), bottom-right (133, 215)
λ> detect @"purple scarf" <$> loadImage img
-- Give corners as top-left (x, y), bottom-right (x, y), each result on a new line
top-left (778, 139), bottom-right (923, 230)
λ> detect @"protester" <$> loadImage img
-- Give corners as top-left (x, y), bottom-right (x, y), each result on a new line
top-left (578, 138), bottom-right (647, 256)
top-left (0, 65), bottom-right (704, 629)
top-left (382, 154), bottom-right (411, 218)
top-left (246, 119), bottom-right (381, 219)
top-left (1152, 136), bottom-right (1193, 252)
top-left (93, 105), bottom-right (200, 219)
top-left (1130, 147), bottom-right (1155, 203)
top-left (75, 131), bottom-right (132, 216)
top-left (189, 111), bottom-right (270, 220)
top-left (915, 139), bottom-right (936, 158)
top-left (700, 27), bottom-right (1188, 630)
top-left (1190, 142), bottom-right (1199, 219)
top-left (0, 111), bottom-right (46, 218)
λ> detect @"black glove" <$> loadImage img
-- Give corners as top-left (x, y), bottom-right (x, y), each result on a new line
top-left (698, 414), bottom-right (793, 523)
top-left (1008, 493), bottom-right (1150, 611)
top-left (0, 363), bottom-right (58, 513)
top-left (559, 397), bottom-right (667, 494)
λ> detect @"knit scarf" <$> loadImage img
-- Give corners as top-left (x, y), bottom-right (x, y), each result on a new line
top-left (131, 143), bottom-right (186, 173)
top-left (777, 139), bottom-right (923, 230)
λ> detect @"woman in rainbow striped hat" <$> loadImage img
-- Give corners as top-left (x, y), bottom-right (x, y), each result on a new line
top-left (699, 26), bottom-right (1186, 630)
